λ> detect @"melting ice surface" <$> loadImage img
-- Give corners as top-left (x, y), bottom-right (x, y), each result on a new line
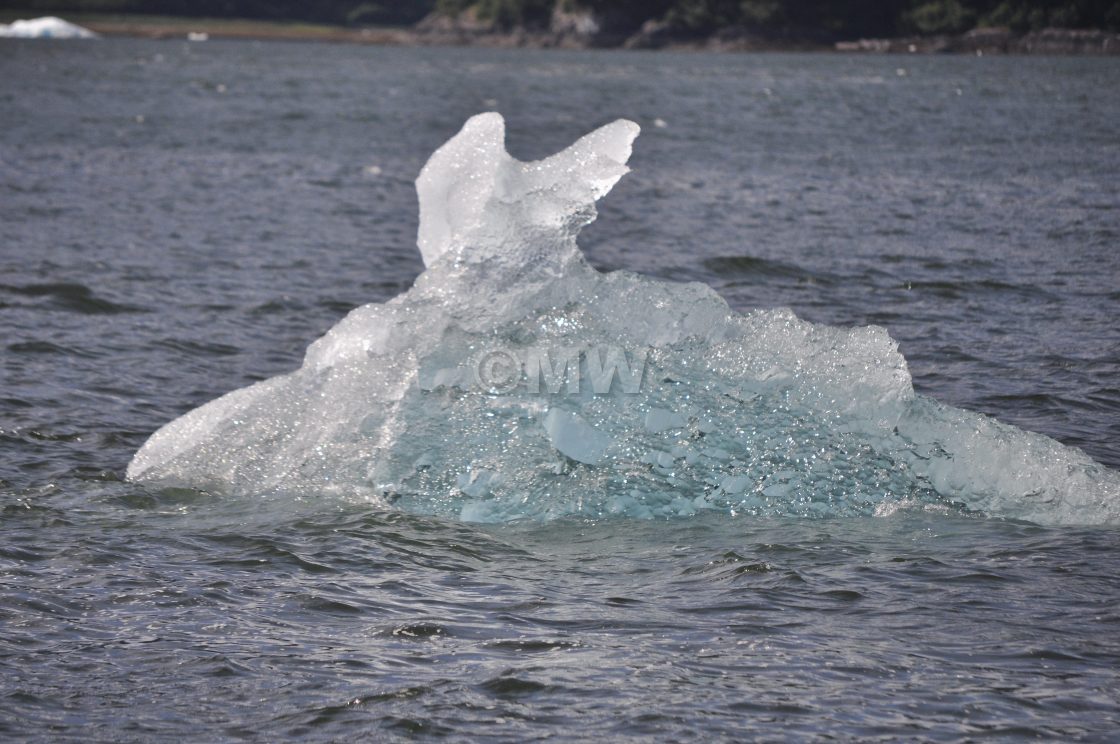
top-left (0, 17), bottom-right (97, 38)
top-left (128, 114), bottom-right (1120, 525)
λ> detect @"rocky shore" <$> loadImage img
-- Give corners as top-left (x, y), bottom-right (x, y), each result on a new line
top-left (25, 11), bottom-right (1120, 55)
top-left (834, 27), bottom-right (1120, 55)
top-left (371, 10), bottom-right (1120, 54)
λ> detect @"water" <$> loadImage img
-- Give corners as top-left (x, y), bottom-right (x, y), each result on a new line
top-left (2, 38), bottom-right (1119, 739)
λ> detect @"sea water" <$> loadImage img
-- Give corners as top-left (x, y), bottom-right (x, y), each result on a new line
top-left (2, 39), bottom-right (1119, 739)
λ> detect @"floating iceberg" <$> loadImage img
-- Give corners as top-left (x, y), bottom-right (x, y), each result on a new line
top-left (0, 16), bottom-right (97, 39)
top-left (128, 113), bottom-right (1120, 525)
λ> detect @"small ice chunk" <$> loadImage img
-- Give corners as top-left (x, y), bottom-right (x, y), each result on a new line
top-left (644, 407), bottom-right (686, 433)
top-left (721, 475), bottom-right (753, 494)
top-left (0, 16), bottom-right (97, 38)
top-left (670, 496), bottom-right (696, 516)
top-left (460, 500), bottom-right (502, 522)
top-left (543, 409), bottom-right (609, 466)
top-left (456, 467), bottom-right (503, 498)
top-left (762, 483), bottom-right (790, 499)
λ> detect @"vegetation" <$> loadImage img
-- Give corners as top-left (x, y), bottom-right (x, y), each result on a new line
top-left (3, 0), bottom-right (1118, 35)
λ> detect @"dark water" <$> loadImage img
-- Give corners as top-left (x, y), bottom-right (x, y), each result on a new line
top-left (2, 38), bottom-right (1119, 740)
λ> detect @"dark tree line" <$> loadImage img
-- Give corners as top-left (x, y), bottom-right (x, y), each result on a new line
top-left (5, 0), bottom-right (1119, 34)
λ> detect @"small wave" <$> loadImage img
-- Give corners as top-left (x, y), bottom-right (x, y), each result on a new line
top-left (0, 282), bottom-right (142, 315)
top-left (702, 255), bottom-right (837, 285)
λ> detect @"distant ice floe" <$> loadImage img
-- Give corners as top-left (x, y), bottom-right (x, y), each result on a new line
top-left (0, 16), bottom-right (98, 39)
top-left (128, 113), bottom-right (1120, 526)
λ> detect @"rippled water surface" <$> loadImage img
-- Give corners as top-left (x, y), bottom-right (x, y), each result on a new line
top-left (2, 39), bottom-right (1119, 740)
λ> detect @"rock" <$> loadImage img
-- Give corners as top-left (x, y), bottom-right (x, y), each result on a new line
top-left (1019, 27), bottom-right (1120, 55)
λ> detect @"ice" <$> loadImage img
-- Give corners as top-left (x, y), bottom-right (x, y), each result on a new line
top-left (0, 17), bottom-right (98, 39)
top-left (544, 409), bottom-right (610, 465)
top-left (128, 113), bottom-right (1120, 526)
top-left (645, 408), bottom-right (687, 433)
top-left (415, 111), bottom-right (638, 271)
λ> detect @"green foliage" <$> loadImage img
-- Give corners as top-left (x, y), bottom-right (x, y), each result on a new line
top-left (345, 3), bottom-right (429, 25)
top-left (663, 0), bottom-right (742, 31)
top-left (5, 0), bottom-right (1119, 32)
top-left (979, 0), bottom-right (1120, 30)
top-left (435, 0), bottom-right (473, 13)
top-left (904, 0), bottom-right (977, 33)
top-left (738, 0), bottom-right (781, 25)
top-left (475, 0), bottom-right (553, 28)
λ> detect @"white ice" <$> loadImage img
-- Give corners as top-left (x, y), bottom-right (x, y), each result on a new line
top-left (0, 17), bottom-right (98, 39)
top-left (127, 113), bottom-right (1120, 526)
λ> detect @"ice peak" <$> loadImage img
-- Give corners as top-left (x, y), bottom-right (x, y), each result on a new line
top-left (415, 112), bottom-right (639, 268)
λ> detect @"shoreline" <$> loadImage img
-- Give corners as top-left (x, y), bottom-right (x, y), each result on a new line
top-left (2, 11), bottom-right (1118, 55)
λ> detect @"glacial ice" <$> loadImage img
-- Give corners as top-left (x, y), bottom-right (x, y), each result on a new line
top-left (128, 113), bottom-right (1120, 526)
top-left (0, 17), bottom-right (98, 39)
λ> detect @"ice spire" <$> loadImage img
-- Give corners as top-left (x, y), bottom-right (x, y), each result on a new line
top-left (416, 112), bottom-right (640, 268)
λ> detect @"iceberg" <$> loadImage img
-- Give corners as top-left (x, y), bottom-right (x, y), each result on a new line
top-left (128, 113), bottom-right (1120, 525)
top-left (0, 16), bottom-right (98, 39)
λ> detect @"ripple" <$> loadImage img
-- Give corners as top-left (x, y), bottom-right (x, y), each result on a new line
top-left (0, 282), bottom-right (142, 315)
top-left (2, 41), bottom-right (1120, 742)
